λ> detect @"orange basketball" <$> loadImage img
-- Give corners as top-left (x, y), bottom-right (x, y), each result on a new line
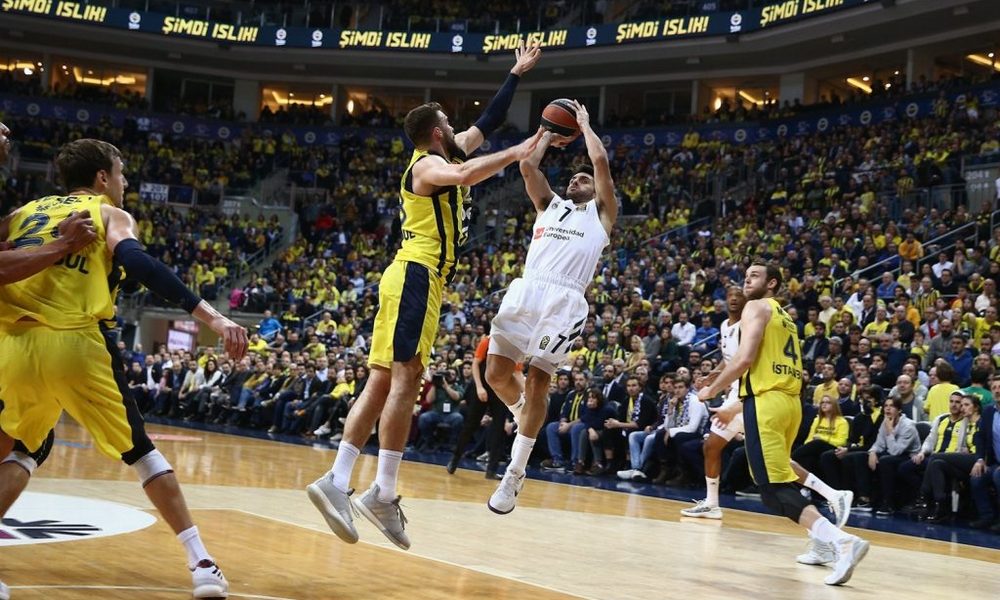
top-left (541, 99), bottom-right (579, 138)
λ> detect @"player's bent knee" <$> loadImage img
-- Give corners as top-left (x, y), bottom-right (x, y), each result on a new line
top-left (130, 449), bottom-right (174, 487)
top-left (759, 483), bottom-right (810, 522)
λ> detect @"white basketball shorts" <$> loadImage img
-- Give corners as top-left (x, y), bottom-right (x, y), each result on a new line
top-left (488, 277), bottom-right (589, 375)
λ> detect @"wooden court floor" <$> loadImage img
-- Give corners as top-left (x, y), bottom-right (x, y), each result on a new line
top-left (2, 420), bottom-right (998, 599)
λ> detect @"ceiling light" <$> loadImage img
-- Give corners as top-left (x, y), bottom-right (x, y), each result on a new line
top-left (847, 77), bottom-right (872, 94)
top-left (862, 76), bottom-right (870, 82)
top-left (738, 90), bottom-right (764, 106)
top-left (966, 54), bottom-right (1000, 71)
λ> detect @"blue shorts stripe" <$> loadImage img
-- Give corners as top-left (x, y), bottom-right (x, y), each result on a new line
top-left (392, 262), bottom-right (430, 363)
top-left (742, 395), bottom-right (771, 485)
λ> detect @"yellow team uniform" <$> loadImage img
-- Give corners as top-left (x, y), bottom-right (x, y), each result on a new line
top-left (740, 298), bottom-right (804, 485)
top-left (369, 148), bottom-right (471, 369)
top-left (0, 194), bottom-right (137, 460)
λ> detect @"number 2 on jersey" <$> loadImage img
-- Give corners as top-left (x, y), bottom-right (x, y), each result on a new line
top-left (13, 213), bottom-right (51, 248)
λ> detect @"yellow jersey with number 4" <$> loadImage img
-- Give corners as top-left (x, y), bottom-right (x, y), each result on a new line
top-left (740, 298), bottom-right (803, 398)
top-left (0, 194), bottom-right (120, 329)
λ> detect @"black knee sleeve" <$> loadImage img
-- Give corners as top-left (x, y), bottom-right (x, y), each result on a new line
top-left (11, 429), bottom-right (56, 467)
top-left (760, 482), bottom-right (810, 522)
top-left (121, 430), bottom-right (156, 465)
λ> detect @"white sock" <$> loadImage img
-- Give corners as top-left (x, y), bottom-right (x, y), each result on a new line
top-left (330, 442), bottom-right (360, 493)
top-left (809, 517), bottom-right (851, 545)
top-left (508, 434), bottom-right (535, 476)
top-left (804, 472), bottom-right (838, 504)
top-left (374, 449), bottom-right (404, 502)
top-left (705, 476), bottom-right (720, 507)
top-left (511, 393), bottom-right (525, 412)
top-left (177, 525), bottom-right (211, 569)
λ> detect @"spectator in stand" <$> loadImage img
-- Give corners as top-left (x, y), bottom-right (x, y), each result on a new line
top-left (650, 377), bottom-right (706, 485)
top-left (812, 363), bottom-right (837, 406)
top-left (835, 378), bottom-right (859, 418)
top-left (417, 365), bottom-right (465, 451)
top-left (962, 367), bottom-right (994, 410)
top-left (970, 379), bottom-right (1000, 531)
top-left (618, 373), bottom-right (674, 481)
top-left (920, 394), bottom-right (981, 522)
top-left (671, 312), bottom-right (696, 348)
top-left (925, 362), bottom-right (961, 422)
top-left (691, 314), bottom-right (719, 355)
top-left (541, 371), bottom-right (589, 471)
top-left (900, 391), bottom-right (970, 507)
top-left (574, 388), bottom-right (616, 476)
top-left (890, 374), bottom-right (924, 422)
top-left (258, 310), bottom-right (282, 341)
top-left (876, 272), bottom-right (899, 302)
top-left (862, 396), bottom-right (922, 515)
top-left (945, 335), bottom-right (974, 388)
top-left (601, 376), bottom-right (656, 473)
top-left (127, 360), bottom-right (153, 413)
top-left (792, 396), bottom-right (849, 478)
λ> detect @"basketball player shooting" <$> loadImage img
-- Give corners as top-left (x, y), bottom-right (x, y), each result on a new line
top-left (484, 100), bottom-right (617, 514)
top-left (697, 264), bottom-right (869, 586)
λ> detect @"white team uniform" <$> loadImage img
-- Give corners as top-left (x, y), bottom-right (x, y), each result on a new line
top-left (489, 194), bottom-right (608, 374)
top-left (710, 318), bottom-right (744, 441)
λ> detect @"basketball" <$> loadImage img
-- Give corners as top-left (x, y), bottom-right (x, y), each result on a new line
top-left (541, 99), bottom-right (579, 138)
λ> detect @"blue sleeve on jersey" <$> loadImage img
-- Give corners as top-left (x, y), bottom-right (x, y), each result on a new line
top-left (114, 238), bottom-right (201, 313)
top-left (474, 73), bottom-right (520, 137)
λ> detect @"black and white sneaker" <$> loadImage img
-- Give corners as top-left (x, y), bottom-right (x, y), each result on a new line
top-left (191, 559), bottom-right (228, 599)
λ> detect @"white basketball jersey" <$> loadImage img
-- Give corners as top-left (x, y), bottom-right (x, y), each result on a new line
top-left (524, 194), bottom-right (609, 286)
top-left (720, 319), bottom-right (741, 403)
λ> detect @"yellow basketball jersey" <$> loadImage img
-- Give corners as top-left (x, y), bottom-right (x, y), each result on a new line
top-left (0, 194), bottom-right (120, 329)
top-left (740, 298), bottom-right (803, 398)
top-left (395, 148), bottom-right (471, 281)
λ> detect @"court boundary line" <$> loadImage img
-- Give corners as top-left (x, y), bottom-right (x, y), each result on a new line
top-left (221, 507), bottom-right (595, 600)
top-left (9, 584), bottom-right (294, 599)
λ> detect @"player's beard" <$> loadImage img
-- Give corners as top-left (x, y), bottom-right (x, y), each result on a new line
top-left (744, 280), bottom-right (768, 301)
top-left (442, 130), bottom-right (461, 160)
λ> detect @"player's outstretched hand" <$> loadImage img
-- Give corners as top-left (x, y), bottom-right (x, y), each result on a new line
top-left (58, 210), bottom-right (98, 253)
top-left (210, 316), bottom-right (249, 360)
top-left (514, 127), bottom-right (547, 160)
top-left (511, 40), bottom-right (542, 76)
